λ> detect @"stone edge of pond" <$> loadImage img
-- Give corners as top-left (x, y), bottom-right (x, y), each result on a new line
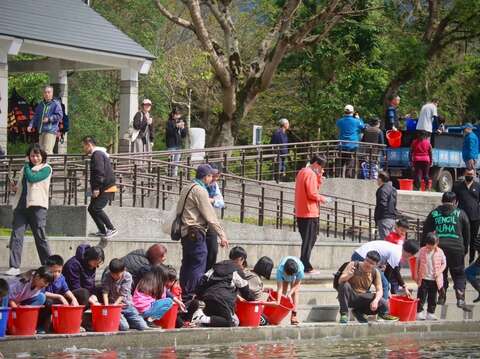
top-left (0, 320), bottom-right (479, 355)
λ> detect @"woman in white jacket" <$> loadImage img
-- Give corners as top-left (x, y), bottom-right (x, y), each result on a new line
top-left (5, 144), bottom-right (52, 276)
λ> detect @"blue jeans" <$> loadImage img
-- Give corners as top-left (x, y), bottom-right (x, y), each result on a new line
top-left (168, 147), bottom-right (181, 176)
top-left (119, 304), bottom-right (148, 331)
top-left (351, 252), bottom-right (390, 300)
top-left (143, 298), bottom-right (173, 320)
top-left (21, 292), bottom-right (46, 306)
top-left (180, 231), bottom-right (208, 300)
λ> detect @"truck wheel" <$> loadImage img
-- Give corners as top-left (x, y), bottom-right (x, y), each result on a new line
top-left (436, 170), bottom-right (453, 192)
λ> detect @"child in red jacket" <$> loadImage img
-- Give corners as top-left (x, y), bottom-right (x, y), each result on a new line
top-left (385, 218), bottom-right (409, 245)
top-left (410, 132), bottom-right (432, 191)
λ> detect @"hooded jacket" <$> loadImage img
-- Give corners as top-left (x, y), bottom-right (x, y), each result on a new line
top-left (422, 204), bottom-right (471, 254)
top-left (196, 260), bottom-right (256, 314)
top-left (374, 182), bottom-right (397, 222)
top-left (165, 119), bottom-right (187, 149)
top-left (89, 147), bottom-right (115, 193)
top-left (63, 244), bottom-right (97, 294)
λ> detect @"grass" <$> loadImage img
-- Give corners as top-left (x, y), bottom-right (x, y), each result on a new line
top-left (223, 215), bottom-right (295, 227)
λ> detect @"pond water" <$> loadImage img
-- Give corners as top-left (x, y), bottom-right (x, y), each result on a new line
top-left (6, 333), bottom-right (480, 359)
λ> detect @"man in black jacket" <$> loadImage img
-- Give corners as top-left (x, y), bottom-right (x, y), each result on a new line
top-left (82, 136), bottom-right (118, 240)
top-left (453, 168), bottom-right (480, 263)
top-left (375, 171), bottom-right (398, 240)
top-left (422, 192), bottom-right (471, 310)
top-left (165, 108), bottom-right (187, 177)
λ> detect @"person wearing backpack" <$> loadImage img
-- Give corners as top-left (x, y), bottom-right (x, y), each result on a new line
top-left (176, 164), bottom-right (228, 301)
top-left (131, 99), bottom-right (154, 153)
top-left (336, 250), bottom-right (398, 324)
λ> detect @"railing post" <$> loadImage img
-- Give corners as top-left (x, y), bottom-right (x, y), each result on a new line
top-left (259, 150), bottom-right (264, 182)
top-left (84, 159), bottom-right (89, 205)
top-left (220, 175), bottom-right (225, 220)
top-left (279, 190), bottom-right (284, 229)
top-left (132, 163), bottom-right (137, 207)
top-left (258, 187), bottom-right (265, 226)
top-left (326, 213), bottom-right (330, 238)
top-left (186, 157), bottom-right (191, 181)
top-left (351, 204), bottom-right (355, 241)
top-left (141, 180), bottom-right (145, 208)
top-left (241, 150), bottom-right (245, 178)
top-left (156, 166), bottom-right (160, 209)
top-left (119, 176), bottom-right (123, 207)
top-left (162, 183), bottom-right (166, 211)
top-left (334, 200), bottom-right (338, 238)
top-left (368, 207), bottom-right (372, 241)
top-left (240, 181), bottom-right (245, 223)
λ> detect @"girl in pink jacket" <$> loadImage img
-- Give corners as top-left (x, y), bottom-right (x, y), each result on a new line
top-left (415, 232), bottom-right (446, 320)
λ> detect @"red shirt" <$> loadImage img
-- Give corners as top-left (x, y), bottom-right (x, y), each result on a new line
top-left (410, 139), bottom-right (432, 163)
top-left (294, 167), bottom-right (325, 218)
top-left (385, 231), bottom-right (405, 245)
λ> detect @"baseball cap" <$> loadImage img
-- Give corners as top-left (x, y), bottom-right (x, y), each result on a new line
top-left (344, 104), bottom-right (354, 114)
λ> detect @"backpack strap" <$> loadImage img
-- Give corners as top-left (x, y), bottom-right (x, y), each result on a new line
top-left (178, 184), bottom-right (197, 222)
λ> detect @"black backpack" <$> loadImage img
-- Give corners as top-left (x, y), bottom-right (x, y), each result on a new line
top-left (333, 261), bottom-right (352, 291)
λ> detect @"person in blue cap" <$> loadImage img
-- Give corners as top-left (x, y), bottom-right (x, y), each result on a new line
top-left (176, 164), bottom-right (228, 301)
top-left (462, 123), bottom-right (479, 170)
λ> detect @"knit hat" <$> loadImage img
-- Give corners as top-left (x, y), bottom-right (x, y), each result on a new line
top-left (196, 164), bottom-right (214, 179)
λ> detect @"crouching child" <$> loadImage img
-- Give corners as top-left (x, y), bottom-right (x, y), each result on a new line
top-left (8, 266), bottom-right (53, 307)
top-left (102, 258), bottom-right (148, 331)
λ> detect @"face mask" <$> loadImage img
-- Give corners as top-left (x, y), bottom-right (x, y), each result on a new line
top-left (465, 176), bottom-right (474, 182)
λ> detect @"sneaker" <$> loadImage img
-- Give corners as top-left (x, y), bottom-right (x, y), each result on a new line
top-left (339, 314), bottom-right (348, 324)
top-left (457, 299), bottom-right (472, 312)
top-left (437, 289), bottom-right (446, 305)
top-left (352, 310), bottom-right (368, 323)
top-left (290, 314), bottom-right (300, 325)
top-left (377, 313), bottom-right (399, 322)
top-left (4, 267), bottom-right (20, 276)
top-left (103, 229), bottom-right (118, 239)
top-left (191, 308), bottom-right (206, 326)
top-left (416, 311), bottom-right (426, 320)
top-left (426, 312), bottom-right (438, 320)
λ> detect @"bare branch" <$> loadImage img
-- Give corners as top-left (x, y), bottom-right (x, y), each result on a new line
top-left (153, 0), bottom-right (196, 32)
top-left (297, 15), bottom-right (344, 49)
top-left (203, 0), bottom-right (229, 33)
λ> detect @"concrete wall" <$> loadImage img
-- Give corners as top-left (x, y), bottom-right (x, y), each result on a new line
top-left (0, 237), bottom-right (359, 270)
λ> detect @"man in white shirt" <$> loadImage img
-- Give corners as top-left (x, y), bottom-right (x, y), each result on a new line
top-left (416, 99), bottom-right (439, 136)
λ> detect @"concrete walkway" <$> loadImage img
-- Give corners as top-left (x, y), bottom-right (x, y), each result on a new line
top-left (0, 321), bottom-right (479, 355)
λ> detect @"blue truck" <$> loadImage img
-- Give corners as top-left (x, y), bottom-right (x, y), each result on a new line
top-left (385, 127), bottom-right (479, 192)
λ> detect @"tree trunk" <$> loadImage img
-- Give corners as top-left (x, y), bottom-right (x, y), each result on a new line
top-left (381, 68), bottom-right (416, 108)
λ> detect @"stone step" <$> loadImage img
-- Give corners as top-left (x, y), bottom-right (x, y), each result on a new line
top-left (0, 236), bottom-right (359, 272)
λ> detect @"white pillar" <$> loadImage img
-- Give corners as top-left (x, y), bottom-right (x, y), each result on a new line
top-left (119, 68), bottom-right (138, 153)
top-left (49, 70), bottom-right (68, 154)
top-left (0, 50), bottom-right (7, 154)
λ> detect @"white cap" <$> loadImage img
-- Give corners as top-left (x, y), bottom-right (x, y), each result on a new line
top-left (142, 98), bottom-right (152, 105)
top-left (344, 104), bottom-right (354, 114)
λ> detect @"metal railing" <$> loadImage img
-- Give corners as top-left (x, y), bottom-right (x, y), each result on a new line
top-left (0, 141), bottom-right (423, 242)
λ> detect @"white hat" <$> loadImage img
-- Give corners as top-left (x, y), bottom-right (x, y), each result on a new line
top-left (344, 104), bottom-right (354, 114)
top-left (142, 99), bottom-right (152, 105)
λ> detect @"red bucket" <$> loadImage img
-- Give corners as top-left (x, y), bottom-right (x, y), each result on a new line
top-left (389, 295), bottom-right (418, 322)
top-left (386, 130), bottom-right (402, 148)
top-left (7, 306), bottom-right (43, 335)
top-left (409, 256), bottom-right (417, 282)
top-left (235, 300), bottom-right (264, 327)
top-left (154, 303), bottom-right (178, 329)
top-left (398, 179), bottom-right (414, 191)
top-left (262, 291), bottom-right (294, 325)
top-left (91, 304), bottom-right (123, 332)
top-left (52, 305), bottom-right (85, 334)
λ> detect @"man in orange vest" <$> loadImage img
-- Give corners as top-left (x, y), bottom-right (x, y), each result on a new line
top-left (294, 155), bottom-right (329, 274)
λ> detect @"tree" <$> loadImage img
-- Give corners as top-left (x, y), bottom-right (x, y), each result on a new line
top-left (381, 0), bottom-right (480, 107)
top-left (154, 0), bottom-right (375, 146)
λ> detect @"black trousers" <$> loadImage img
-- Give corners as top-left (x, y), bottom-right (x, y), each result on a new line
top-left (443, 249), bottom-right (466, 299)
top-left (9, 206), bottom-right (51, 268)
top-left (88, 192), bottom-right (115, 234)
top-left (298, 217), bottom-right (319, 272)
top-left (205, 229), bottom-right (218, 271)
top-left (337, 282), bottom-right (388, 316)
top-left (469, 220), bottom-right (480, 264)
top-left (204, 299), bottom-right (235, 327)
top-left (417, 279), bottom-right (438, 314)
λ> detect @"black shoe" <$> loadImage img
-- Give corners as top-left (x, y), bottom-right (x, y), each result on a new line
top-left (457, 299), bottom-right (472, 312)
top-left (352, 310), bottom-right (368, 323)
top-left (437, 289), bottom-right (446, 305)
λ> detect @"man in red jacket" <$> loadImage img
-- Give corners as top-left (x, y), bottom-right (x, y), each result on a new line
top-left (295, 155), bottom-right (328, 274)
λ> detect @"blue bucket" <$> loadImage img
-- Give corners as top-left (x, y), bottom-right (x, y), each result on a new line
top-left (0, 307), bottom-right (10, 337)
